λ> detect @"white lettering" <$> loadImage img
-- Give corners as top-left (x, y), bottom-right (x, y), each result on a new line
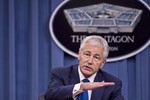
top-left (109, 47), bottom-right (118, 51)
top-left (104, 35), bottom-right (135, 43)
top-left (71, 35), bottom-right (86, 43)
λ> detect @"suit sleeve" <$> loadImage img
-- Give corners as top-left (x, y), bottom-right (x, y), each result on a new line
top-left (111, 80), bottom-right (124, 100)
top-left (44, 68), bottom-right (75, 100)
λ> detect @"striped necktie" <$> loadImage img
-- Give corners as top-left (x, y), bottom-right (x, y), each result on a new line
top-left (77, 79), bottom-right (90, 100)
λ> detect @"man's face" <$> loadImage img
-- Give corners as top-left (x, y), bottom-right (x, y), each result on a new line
top-left (78, 43), bottom-right (105, 78)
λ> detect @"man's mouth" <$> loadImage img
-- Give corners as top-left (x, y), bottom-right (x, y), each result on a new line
top-left (84, 65), bottom-right (93, 72)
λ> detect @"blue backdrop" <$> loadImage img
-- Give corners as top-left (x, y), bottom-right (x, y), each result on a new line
top-left (0, 0), bottom-right (150, 100)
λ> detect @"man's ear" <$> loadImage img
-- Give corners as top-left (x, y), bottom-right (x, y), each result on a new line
top-left (77, 50), bottom-right (81, 60)
top-left (100, 60), bottom-right (106, 69)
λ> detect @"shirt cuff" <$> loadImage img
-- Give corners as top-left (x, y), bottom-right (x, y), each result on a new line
top-left (72, 83), bottom-right (83, 99)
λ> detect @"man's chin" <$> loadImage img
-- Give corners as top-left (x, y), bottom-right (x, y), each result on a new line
top-left (82, 71), bottom-right (93, 78)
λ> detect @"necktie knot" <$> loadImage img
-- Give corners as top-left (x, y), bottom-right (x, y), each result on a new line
top-left (82, 79), bottom-right (90, 83)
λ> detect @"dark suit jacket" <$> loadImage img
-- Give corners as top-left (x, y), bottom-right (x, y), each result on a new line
top-left (45, 65), bottom-right (124, 100)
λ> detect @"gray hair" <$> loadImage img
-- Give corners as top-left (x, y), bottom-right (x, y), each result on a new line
top-left (79, 35), bottom-right (109, 60)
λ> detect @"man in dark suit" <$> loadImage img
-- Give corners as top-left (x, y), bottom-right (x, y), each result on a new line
top-left (45, 35), bottom-right (124, 100)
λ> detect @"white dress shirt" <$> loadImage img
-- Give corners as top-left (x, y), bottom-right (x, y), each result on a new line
top-left (72, 66), bottom-right (97, 100)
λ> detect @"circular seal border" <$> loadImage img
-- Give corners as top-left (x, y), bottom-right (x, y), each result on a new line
top-left (49, 0), bottom-right (150, 62)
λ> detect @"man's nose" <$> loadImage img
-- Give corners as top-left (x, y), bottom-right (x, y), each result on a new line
top-left (87, 56), bottom-right (94, 64)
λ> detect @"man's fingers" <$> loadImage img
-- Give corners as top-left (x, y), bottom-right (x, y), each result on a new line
top-left (100, 81), bottom-right (115, 86)
top-left (82, 81), bottom-right (115, 90)
top-left (93, 81), bottom-right (115, 88)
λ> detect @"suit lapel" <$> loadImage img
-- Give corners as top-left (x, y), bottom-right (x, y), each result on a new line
top-left (68, 66), bottom-right (105, 100)
top-left (91, 71), bottom-right (105, 100)
top-left (69, 65), bottom-right (80, 84)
